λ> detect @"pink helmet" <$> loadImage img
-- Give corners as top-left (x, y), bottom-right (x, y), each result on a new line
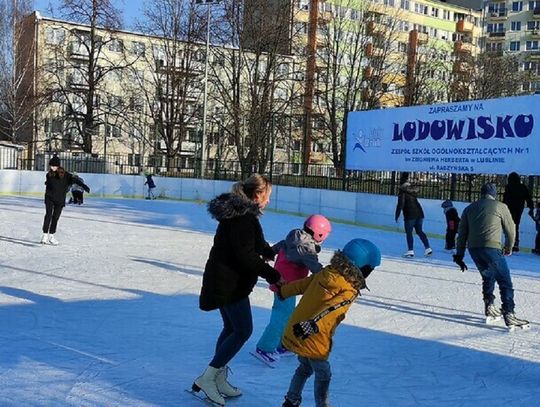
top-left (304, 214), bottom-right (332, 243)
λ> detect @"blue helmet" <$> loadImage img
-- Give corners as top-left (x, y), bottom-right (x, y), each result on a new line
top-left (342, 239), bottom-right (381, 269)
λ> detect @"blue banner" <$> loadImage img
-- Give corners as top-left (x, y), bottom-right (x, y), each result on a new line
top-left (345, 95), bottom-right (540, 174)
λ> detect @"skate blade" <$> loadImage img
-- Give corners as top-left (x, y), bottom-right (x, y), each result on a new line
top-left (485, 316), bottom-right (502, 325)
top-left (507, 323), bottom-right (531, 332)
top-left (185, 388), bottom-right (224, 406)
top-left (249, 351), bottom-right (278, 368)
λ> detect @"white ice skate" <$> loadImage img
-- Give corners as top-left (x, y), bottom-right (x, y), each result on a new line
top-left (424, 248), bottom-right (433, 257)
top-left (40, 233), bottom-right (49, 244)
top-left (484, 303), bottom-right (502, 324)
top-left (250, 348), bottom-right (279, 368)
top-left (503, 312), bottom-right (530, 332)
top-left (402, 250), bottom-right (414, 258)
top-left (216, 366), bottom-right (242, 397)
top-left (48, 234), bottom-right (59, 246)
top-left (191, 366), bottom-right (225, 406)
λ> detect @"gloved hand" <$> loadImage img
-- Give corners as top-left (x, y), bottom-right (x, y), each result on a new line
top-left (503, 247), bottom-right (512, 256)
top-left (315, 244), bottom-right (321, 253)
top-left (293, 319), bottom-right (319, 340)
top-left (84, 186), bottom-right (90, 193)
top-left (262, 245), bottom-right (276, 261)
top-left (452, 254), bottom-right (468, 272)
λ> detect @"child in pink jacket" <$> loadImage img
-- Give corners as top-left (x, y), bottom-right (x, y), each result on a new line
top-left (253, 215), bottom-right (331, 367)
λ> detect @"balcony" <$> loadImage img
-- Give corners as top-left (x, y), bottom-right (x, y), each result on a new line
top-left (530, 30), bottom-right (540, 38)
top-left (488, 31), bottom-right (506, 39)
top-left (68, 73), bottom-right (89, 89)
top-left (529, 51), bottom-right (540, 60)
top-left (534, 8), bottom-right (540, 19)
top-left (367, 21), bottom-right (386, 36)
top-left (365, 43), bottom-right (384, 57)
top-left (456, 20), bottom-right (474, 33)
top-left (70, 43), bottom-right (89, 60)
top-left (489, 10), bottom-right (508, 21)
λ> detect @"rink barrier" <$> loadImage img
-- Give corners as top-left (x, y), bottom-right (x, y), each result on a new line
top-left (0, 170), bottom-right (536, 250)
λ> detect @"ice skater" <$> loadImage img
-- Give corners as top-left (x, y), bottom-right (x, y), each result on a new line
top-left (191, 174), bottom-right (283, 406)
top-left (502, 172), bottom-right (534, 252)
top-left (144, 171), bottom-right (156, 199)
top-left (530, 201), bottom-right (540, 255)
top-left (41, 156), bottom-right (90, 245)
top-left (395, 173), bottom-right (432, 258)
top-left (253, 214), bottom-right (332, 367)
top-left (68, 172), bottom-right (86, 205)
top-left (441, 199), bottom-right (460, 252)
top-left (454, 182), bottom-right (529, 330)
top-left (279, 238), bottom-right (381, 407)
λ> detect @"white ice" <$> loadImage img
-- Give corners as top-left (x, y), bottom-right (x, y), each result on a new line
top-left (0, 195), bottom-right (539, 407)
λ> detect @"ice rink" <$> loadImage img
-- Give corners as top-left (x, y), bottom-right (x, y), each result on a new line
top-left (1, 195), bottom-right (539, 406)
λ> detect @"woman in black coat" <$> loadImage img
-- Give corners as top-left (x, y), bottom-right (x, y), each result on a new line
top-left (395, 177), bottom-right (432, 258)
top-left (192, 174), bottom-right (281, 406)
top-left (502, 172), bottom-right (534, 252)
top-left (41, 156), bottom-right (90, 245)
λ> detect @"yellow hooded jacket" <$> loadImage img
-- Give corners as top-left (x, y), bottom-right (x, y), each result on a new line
top-left (280, 251), bottom-right (363, 360)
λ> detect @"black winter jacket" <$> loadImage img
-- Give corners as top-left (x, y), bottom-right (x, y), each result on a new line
top-left (45, 169), bottom-right (90, 206)
top-left (199, 193), bottom-right (281, 311)
top-left (395, 183), bottom-right (425, 221)
top-left (444, 207), bottom-right (460, 231)
top-left (503, 173), bottom-right (534, 219)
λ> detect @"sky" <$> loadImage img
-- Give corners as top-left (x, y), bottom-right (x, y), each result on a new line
top-left (33, 0), bottom-right (139, 29)
top-left (1, 194), bottom-right (539, 406)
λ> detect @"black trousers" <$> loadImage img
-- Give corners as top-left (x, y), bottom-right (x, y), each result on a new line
top-left (535, 231), bottom-right (540, 252)
top-left (72, 190), bottom-right (84, 204)
top-left (511, 212), bottom-right (522, 248)
top-left (43, 199), bottom-right (64, 234)
top-left (445, 229), bottom-right (457, 250)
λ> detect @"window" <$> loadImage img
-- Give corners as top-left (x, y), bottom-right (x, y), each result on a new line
top-left (108, 38), bottom-right (123, 53)
top-left (277, 63), bottom-right (289, 76)
top-left (128, 154), bottom-right (141, 166)
top-left (443, 10), bottom-right (451, 20)
top-left (400, 0), bottom-right (410, 10)
top-left (526, 40), bottom-right (539, 49)
top-left (46, 27), bottom-right (65, 44)
top-left (431, 7), bottom-right (439, 17)
top-left (132, 41), bottom-right (145, 56)
top-left (106, 124), bottom-right (121, 138)
top-left (512, 1), bottom-right (523, 11)
top-left (511, 21), bottom-right (522, 30)
top-left (527, 21), bottom-right (540, 30)
top-left (529, 1), bottom-right (540, 10)
top-left (398, 42), bottom-right (407, 52)
top-left (350, 9), bottom-right (360, 20)
top-left (510, 41), bottom-right (521, 51)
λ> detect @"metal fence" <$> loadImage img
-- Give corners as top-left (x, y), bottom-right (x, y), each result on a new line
top-left (8, 152), bottom-right (540, 203)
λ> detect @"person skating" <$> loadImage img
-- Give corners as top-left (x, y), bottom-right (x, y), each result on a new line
top-left (253, 214), bottom-right (332, 367)
top-left (395, 173), bottom-right (432, 258)
top-left (454, 182), bottom-right (529, 330)
top-left (502, 172), bottom-right (534, 252)
top-left (191, 174), bottom-right (282, 406)
top-left (530, 202), bottom-right (540, 255)
top-left (41, 156), bottom-right (90, 245)
top-left (441, 199), bottom-right (460, 252)
top-left (144, 171), bottom-right (156, 199)
top-left (68, 172), bottom-right (86, 205)
top-left (279, 238), bottom-right (381, 407)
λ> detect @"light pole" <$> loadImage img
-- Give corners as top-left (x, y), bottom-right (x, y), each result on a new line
top-left (195, 0), bottom-right (221, 177)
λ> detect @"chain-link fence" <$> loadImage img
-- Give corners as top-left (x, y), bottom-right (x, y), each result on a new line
top-left (7, 152), bottom-right (540, 203)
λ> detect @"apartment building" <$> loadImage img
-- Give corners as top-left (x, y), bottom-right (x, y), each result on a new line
top-left (484, 0), bottom-right (540, 93)
top-left (17, 11), bottom-right (297, 170)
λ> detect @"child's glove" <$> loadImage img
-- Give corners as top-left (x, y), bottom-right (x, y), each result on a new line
top-left (315, 244), bottom-right (321, 253)
top-left (452, 254), bottom-right (468, 272)
top-left (293, 319), bottom-right (319, 340)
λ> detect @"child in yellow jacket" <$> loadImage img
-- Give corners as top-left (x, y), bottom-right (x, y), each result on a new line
top-left (278, 238), bottom-right (381, 407)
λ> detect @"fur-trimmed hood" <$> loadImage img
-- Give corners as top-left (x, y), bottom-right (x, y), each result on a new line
top-left (207, 193), bottom-right (261, 221)
top-left (329, 250), bottom-right (367, 292)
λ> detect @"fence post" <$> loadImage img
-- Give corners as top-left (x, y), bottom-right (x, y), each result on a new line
top-left (450, 173), bottom-right (457, 201)
top-left (467, 175), bottom-right (473, 202)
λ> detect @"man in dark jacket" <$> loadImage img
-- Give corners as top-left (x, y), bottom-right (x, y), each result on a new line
top-left (395, 179), bottom-right (432, 258)
top-left (41, 156), bottom-right (90, 245)
top-left (502, 172), bottom-right (534, 252)
top-left (454, 182), bottom-right (529, 330)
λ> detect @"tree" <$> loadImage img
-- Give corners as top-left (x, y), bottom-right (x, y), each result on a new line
top-left (209, 0), bottom-right (297, 174)
top-left (315, 2), bottom-right (405, 170)
top-left (0, 0), bottom-right (35, 144)
top-left (134, 0), bottom-right (206, 171)
top-left (41, 0), bottom-right (127, 154)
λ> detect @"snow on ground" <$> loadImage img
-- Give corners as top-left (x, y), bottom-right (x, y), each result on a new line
top-left (0, 195), bottom-right (539, 407)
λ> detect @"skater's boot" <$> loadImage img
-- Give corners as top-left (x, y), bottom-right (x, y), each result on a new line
top-left (484, 302), bottom-right (502, 324)
top-left (192, 366), bottom-right (225, 406)
top-left (283, 396), bottom-right (301, 407)
top-left (424, 248), bottom-right (433, 257)
top-left (216, 366), bottom-right (242, 398)
top-left (503, 312), bottom-right (530, 331)
top-left (402, 250), bottom-right (414, 258)
top-left (40, 233), bottom-right (49, 244)
top-left (48, 234), bottom-right (59, 246)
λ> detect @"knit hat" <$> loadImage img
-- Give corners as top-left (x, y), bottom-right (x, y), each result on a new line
top-left (480, 182), bottom-right (497, 198)
top-left (49, 156), bottom-right (60, 167)
top-left (441, 199), bottom-right (453, 209)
